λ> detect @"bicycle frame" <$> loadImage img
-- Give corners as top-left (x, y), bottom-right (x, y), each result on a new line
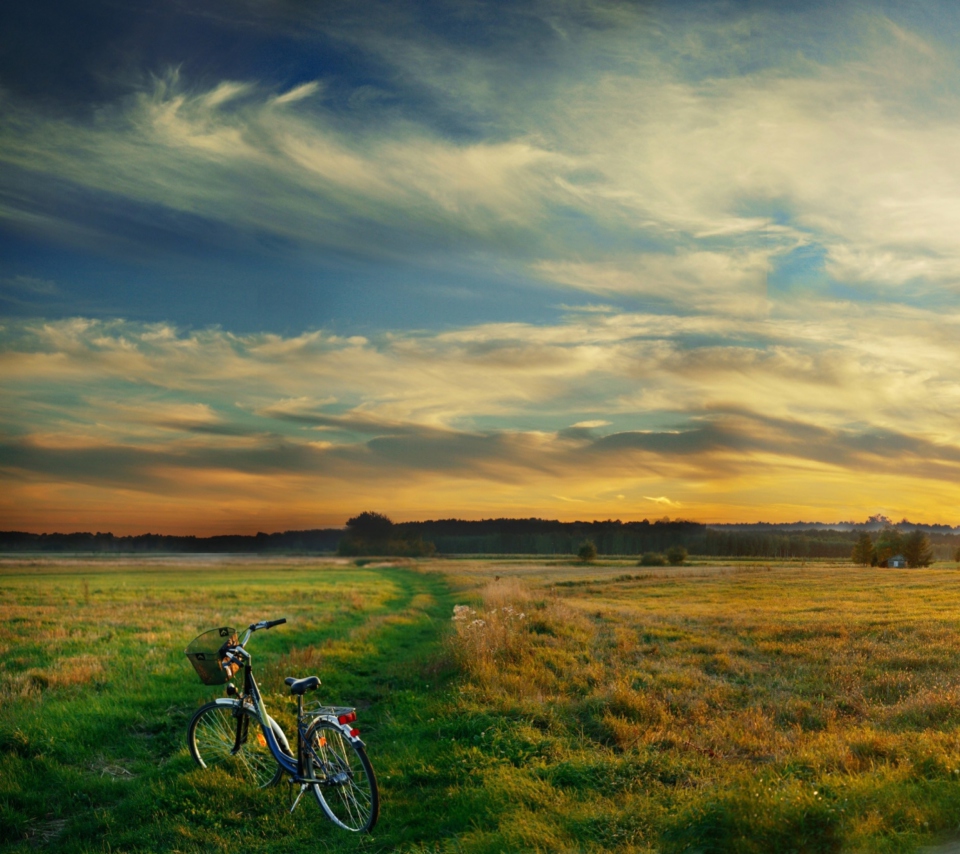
top-left (225, 626), bottom-right (364, 785)
top-left (188, 617), bottom-right (379, 832)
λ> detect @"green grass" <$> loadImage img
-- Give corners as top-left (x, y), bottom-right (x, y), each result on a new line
top-left (0, 557), bottom-right (457, 852)
top-left (5, 557), bottom-right (960, 852)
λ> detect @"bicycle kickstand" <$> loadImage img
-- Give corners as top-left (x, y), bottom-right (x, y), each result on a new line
top-left (290, 783), bottom-right (308, 814)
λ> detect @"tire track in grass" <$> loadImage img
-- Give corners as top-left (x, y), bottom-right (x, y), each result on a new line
top-left (252, 564), bottom-right (462, 853)
top-left (287, 564), bottom-right (457, 708)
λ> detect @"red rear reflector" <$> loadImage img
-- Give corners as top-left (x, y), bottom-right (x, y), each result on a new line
top-left (350, 728), bottom-right (360, 737)
top-left (338, 712), bottom-right (357, 725)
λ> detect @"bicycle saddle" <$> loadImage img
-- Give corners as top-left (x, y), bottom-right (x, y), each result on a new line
top-left (285, 675), bottom-right (321, 695)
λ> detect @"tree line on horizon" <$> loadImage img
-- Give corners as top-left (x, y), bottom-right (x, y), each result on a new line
top-left (5, 514), bottom-right (960, 560)
top-left (848, 527), bottom-right (960, 567)
top-left (394, 518), bottom-right (960, 560)
top-left (0, 529), bottom-right (343, 554)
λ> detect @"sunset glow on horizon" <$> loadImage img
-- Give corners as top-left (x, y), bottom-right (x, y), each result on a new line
top-left (4, 2), bottom-right (960, 535)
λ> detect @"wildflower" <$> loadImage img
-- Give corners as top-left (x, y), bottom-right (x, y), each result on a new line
top-left (469, 619), bottom-right (486, 629)
top-left (452, 605), bottom-right (475, 621)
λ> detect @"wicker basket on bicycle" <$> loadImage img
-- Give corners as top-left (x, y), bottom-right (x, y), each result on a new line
top-left (185, 627), bottom-right (239, 685)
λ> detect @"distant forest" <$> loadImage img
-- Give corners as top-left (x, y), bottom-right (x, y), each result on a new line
top-left (0, 529), bottom-right (343, 554)
top-left (2, 517), bottom-right (959, 559)
top-left (395, 519), bottom-right (960, 560)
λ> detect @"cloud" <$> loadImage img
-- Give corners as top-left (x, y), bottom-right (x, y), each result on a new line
top-left (5, 5), bottom-right (960, 529)
top-left (0, 275), bottom-right (63, 310)
top-left (257, 400), bottom-right (426, 437)
top-left (2, 275), bottom-right (58, 296)
top-left (4, 298), bottom-right (960, 439)
top-left (271, 81), bottom-right (322, 106)
top-left (3, 303), bottom-right (960, 530)
top-left (5, 7), bottom-right (960, 310)
top-left (644, 496), bottom-right (681, 507)
top-left (535, 251), bottom-right (775, 315)
top-left (0, 71), bottom-right (566, 265)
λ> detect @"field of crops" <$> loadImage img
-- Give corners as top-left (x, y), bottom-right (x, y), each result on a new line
top-left (4, 556), bottom-right (960, 852)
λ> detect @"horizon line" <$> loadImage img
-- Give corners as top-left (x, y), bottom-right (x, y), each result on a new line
top-left (4, 515), bottom-right (960, 539)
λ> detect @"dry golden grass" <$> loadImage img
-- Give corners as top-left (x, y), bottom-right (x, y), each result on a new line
top-left (442, 561), bottom-right (960, 851)
top-left (0, 556), bottom-right (402, 704)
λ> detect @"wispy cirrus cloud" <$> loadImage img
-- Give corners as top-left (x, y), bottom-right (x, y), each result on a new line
top-left (645, 496), bottom-right (681, 508)
top-left (0, 70), bottom-right (566, 266)
top-left (535, 252), bottom-right (775, 315)
top-left (5, 5), bottom-right (960, 318)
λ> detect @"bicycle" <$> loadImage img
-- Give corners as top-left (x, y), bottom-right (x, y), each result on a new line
top-left (184, 618), bottom-right (379, 833)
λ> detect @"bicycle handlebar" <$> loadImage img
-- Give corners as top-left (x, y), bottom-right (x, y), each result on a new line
top-left (236, 618), bottom-right (288, 648)
top-left (248, 617), bottom-right (287, 633)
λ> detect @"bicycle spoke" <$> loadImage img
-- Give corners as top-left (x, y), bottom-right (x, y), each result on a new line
top-left (188, 703), bottom-right (281, 788)
top-left (195, 708), bottom-right (235, 764)
top-left (307, 722), bottom-right (378, 831)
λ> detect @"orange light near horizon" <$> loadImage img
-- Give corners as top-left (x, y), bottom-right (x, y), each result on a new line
top-left (3, 438), bottom-right (960, 534)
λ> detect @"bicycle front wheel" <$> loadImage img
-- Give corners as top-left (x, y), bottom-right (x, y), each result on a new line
top-left (305, 720), bottom-right (379, 832)
top-left (188, 701), bottom-right (283, 788)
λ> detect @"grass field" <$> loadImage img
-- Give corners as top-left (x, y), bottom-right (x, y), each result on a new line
top-left (4, 556), bottom-right (960, 852)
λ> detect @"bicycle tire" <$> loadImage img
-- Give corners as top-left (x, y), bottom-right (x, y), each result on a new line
top-left (305, 720), bottom-right (379, 832)
top-left (187, 700), bottom-right (284, 788)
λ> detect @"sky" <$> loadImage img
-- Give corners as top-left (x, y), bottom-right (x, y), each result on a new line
top-left (4, 0), bottom-right (960, 534)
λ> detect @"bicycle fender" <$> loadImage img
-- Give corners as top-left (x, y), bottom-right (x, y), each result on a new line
top-left (265, 712), bottom-right (292, 755)
top-left (315, 714), bottom-right (366, 747)
top-left (343, 725), bottom-right (365, 747)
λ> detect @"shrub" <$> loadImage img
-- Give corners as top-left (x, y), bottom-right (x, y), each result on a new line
top-left (665, 545), bottom-right (687, 566)
top-left (578, 540), bottom-right (597, 562)
top-left (639, 552), bottom-right (667, 566)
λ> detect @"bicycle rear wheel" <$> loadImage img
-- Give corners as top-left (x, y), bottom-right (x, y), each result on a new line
top-left (188, 700), bottom-right (283, 788)
top-left (305, 720), bottom-right (379, 832)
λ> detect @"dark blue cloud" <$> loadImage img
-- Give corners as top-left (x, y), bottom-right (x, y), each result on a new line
top-left (4, 407), bottom-right (960, 495)
top-left (0, 1), bottom-right (352, 109)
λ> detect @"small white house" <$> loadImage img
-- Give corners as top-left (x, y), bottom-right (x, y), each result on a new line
top-left (887, 554), bottom-right (907, 568)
